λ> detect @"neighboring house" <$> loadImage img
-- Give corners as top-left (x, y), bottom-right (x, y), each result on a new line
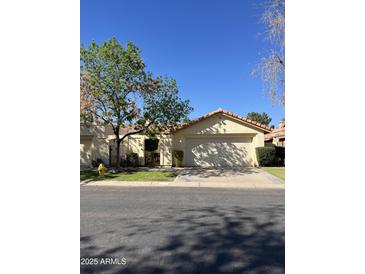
top-left (80, 109), bottom-right (272, 168)
top-left (80, 125), bottom-right (130, 167)
top-left (264, 120), bottom-right (285, 147)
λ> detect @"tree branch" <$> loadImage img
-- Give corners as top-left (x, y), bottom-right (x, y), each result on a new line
top-left (119, 121), bottom-right (153, 143)
top-left (93, 110), bottom-right (110, 124)
top-left (275, 53), bottom-right (285, 67)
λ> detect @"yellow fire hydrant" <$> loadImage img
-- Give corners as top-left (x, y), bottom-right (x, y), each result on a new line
top-left (98, 163), bottom-right (106, 176)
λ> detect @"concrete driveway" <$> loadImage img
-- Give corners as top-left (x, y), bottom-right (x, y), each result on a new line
top-left (171, 167), bottom-right (284, 189)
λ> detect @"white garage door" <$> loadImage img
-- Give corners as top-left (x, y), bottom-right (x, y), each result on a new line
top-left (80, 138), bottom-right (92, 167)
top-left (185, 136), bottom-right (253, 167)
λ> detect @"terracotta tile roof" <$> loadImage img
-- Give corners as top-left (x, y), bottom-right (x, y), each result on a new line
top-left (80, 124), bottom-right (135, 137)
top-left (264, 125), bottom-right (285, 141)
top-left (172, 108), bottom-right (273, 133)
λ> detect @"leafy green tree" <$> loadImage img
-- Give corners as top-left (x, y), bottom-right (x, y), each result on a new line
top-left (246, 112), bottom-right (272, 126)
top-left (80, 38), bottom-right (193, 167)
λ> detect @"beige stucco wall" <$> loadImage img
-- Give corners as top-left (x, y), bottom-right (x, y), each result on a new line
top-left (80, 124), bottom-right (115, 138)
top-left (80, 126), bottom-right (111, 166)
top-left (122, 134), bottom-right (174, 166)
top-left (171, 113), bottom-right (266, 166)
top-left (252, 131), bottom-right (265, 165)
top-left (265, 138), bottom-right (285, 148)
top-left (80, 137), bottom-right (93, 167)
top-left (80, 114), bottom-right (267, 167)
top-left (123, 135), bottom-right (145, 166)
top-left (123, 134), bottom-right (174, 166)
top-left (80, 124), bottom-right (150, 166)
top-left (273, 137), bottom-right (285, 147)
top-left (80, 125), bottom-right (140, 166)
top-left (159, 135), bottom-right (172, 166)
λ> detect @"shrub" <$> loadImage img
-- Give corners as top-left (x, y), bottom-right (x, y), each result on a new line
top-left (145, 139), bottom-right (159, 152)
top-left (126, 153), bottom-right (139, 167)
top-left (91, 158), bottom-right (104, 167)
top-left (172, 150), bottom-right (184, 167)
top-left (275, 146), bottom-right (285, 166)
top-left (256, 147), bottom-right (276, 167)
top-left (120, 158), bottom-right (128, 167)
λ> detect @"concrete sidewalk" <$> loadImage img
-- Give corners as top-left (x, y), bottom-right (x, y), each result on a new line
top-left (80, 167), bottom-right (284, 189)
top-left (170, 167), bottom-right (284, 189)
top-left (80, 179), bottom-right (284, 189)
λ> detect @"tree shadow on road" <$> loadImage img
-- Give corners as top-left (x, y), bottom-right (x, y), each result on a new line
top-left (81, 205), bottom-right (284, 274)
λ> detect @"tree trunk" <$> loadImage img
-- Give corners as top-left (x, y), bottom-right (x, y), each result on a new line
top-left (116, 139), bottom-right (121, 168)
top-left (113, 125), bottom-right (121, 169)
top-left (113, 122), bottom-right (153, 169)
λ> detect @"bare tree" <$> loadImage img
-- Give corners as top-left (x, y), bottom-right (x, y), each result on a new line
top-left (253, 0), bottom-right (285, 105)
top-left (80, 73), bottom-right (95, 124)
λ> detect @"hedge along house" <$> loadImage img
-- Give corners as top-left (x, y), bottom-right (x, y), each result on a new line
top-left (80, 109), bottom-right (272, 168)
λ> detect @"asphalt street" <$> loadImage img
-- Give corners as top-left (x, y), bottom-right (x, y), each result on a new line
top-left (81, 186), bottom-right (284, 274)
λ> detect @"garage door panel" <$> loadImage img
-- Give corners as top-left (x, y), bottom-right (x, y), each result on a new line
top-left (185, 137), bottom-right (253, 167)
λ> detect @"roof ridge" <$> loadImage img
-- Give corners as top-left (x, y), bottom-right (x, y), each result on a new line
top-left (219, 109), bottom-right (272, 131)
top-left (173, 109), bottom-right (272, 132)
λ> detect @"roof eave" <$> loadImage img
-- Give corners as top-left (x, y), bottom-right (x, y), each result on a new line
top-left (171, 109), bottom-right (273, 133)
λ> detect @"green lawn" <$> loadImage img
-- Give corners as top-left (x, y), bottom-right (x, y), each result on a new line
top-left (80, 169), bottom-right (178, 182)
top-left (262, 167), bottom-right (285, 180)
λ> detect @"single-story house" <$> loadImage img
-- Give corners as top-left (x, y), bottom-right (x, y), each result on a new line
top-left (80, 109), bottom-right (272, 168)
top-left (264, 120), bottom-right (285, 147)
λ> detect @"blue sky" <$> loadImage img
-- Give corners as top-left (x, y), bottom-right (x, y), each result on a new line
top-left (81, 0), bottom-right (284, 126)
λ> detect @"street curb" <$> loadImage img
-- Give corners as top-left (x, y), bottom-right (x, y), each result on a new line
top-left (259, 169), bottom-right (285, 184)
top-left (80, 180), bottom-right (284, 189)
